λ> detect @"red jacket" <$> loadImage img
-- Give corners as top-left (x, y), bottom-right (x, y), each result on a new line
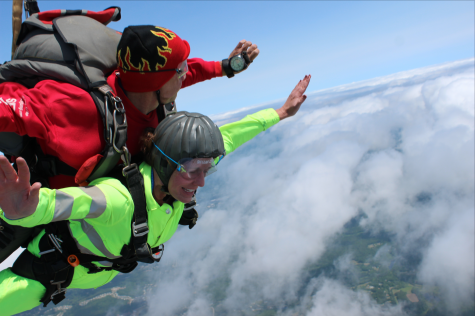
top-left (0, 58), bottom-right (222, 189)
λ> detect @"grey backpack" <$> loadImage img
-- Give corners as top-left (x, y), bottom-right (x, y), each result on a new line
top-left (0, 7), bottom-right (126, 185)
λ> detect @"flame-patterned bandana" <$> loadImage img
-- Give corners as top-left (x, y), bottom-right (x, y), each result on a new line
top-left (117, 25), bottom-right (190, 92)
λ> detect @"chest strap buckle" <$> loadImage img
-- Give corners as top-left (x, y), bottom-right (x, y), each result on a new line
top-left (132, 221), bottom-right (149, 237)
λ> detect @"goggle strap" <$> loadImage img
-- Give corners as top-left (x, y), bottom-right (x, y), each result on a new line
top-left (153, 143), bottom-right (186, 172)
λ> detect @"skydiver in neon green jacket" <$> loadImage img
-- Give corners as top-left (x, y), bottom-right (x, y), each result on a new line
top-left (0, 75), bottom-right (310, 316)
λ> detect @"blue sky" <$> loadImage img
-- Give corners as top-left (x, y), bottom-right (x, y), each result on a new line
top-left (0, 1), bottom-right (473, 116)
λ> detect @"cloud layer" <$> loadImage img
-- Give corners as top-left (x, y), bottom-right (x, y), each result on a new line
top-left (146, 58), bottom-right (474, 315)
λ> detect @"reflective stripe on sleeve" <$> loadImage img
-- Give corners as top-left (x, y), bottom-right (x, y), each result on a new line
top-left (69, 220), bottom-right (122, 259)
top-left (52, 191), bottom-right (75, 221)
top-left (80, 186), bottom-right (107, 218)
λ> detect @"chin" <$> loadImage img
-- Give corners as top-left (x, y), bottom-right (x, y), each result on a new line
top-left (175, 195), bottom-right (192, 204)
top-left (170, 189), bottom-right (194, 204)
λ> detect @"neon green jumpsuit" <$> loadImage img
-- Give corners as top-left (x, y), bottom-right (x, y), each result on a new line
top-left (0, 109), bottom-right (280, 316)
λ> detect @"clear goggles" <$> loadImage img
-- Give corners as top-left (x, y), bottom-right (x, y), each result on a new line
top-left (176, 60), bottom-right (188, 80)
top-left (153, 143), bottom-right (224, 180)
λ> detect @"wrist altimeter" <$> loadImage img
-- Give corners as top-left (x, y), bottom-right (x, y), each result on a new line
top-left (222, 51), bottom-right (251, 78)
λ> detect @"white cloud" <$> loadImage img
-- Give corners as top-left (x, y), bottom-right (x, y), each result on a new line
top-left (146, 58), bottom-right (474, 315)
top-left (418, 208), bottom-right (475, 311)
top-left (299, 278), bottom-right (406, 316)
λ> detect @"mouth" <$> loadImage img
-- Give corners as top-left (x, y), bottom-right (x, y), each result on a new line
top-left (183, 188), bottom-right (195, 193)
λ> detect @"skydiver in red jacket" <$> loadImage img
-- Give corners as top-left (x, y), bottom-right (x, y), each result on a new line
top-left (0, 21), bottom-right (259, 189)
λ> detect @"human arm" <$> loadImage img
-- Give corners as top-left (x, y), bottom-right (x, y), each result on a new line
top-left (0, 156), bottom-right (132, 227)
top-left (220, 75), bottom-right (310, 154)
top-left (0, 81), bottom-right (93, 142)
top-left (181, 40), bottom-right (260, 88)
top-left (0, 82), bottom-right (33, 135)
top-left (181, 58), bottom-right (223, 89)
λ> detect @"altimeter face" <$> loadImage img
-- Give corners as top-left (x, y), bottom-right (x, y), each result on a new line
top-left (230, 56), bottom-right (245, 71)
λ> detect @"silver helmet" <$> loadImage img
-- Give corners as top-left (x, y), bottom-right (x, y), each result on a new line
top-left (151, 111), bottom-right (225, 188)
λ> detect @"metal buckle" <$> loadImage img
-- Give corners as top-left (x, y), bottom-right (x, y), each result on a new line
top-left (132, 221), bottom-right (149, 237)
top-left (112, 109), bottom-right (127, 153)
top-left (103, 91), bottom-right (126, 152)
top-left (112, 95), bottom-right (124, 113)
top-left (48, 234), bottom-right (63, 253)
top-left (38, 249), bottom-right (56, 256)
top-left (162, 101), bottom-right (177, 117)
top-left (122, 162), bottom-right (138, 178)
top-left (120, 146), bottom-right (131, 167)
top-left (104, 94), bottom-right (111, 142)
top-left (151, 244), bottom-right (164, 262)
top-left (50, 281), bottom-right (67, 299)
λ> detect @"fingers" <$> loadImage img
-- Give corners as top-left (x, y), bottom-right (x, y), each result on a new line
top-left (16, 157), bottom-right (31, 187)
top-left (28, 182), bottom-right (42, 202)
top-left (0, 156), bottom-right (17, 182)
top-left (0, 156), bottom-right (8, 181)
top-left (240, 40), bottom-right (252, 52)
top-left (229, 40), bottom-right (247, 58)
top-left (234, 39), bottom-right (247, 51)
top-left (247, 44), bottom-right (259, 62)
top-left (230, 40), bottom-right (258, 57)
top-left (249, 48), bottom-right (259, 62)
top-left (295, 75), bottom-right (311, 94)
top-left (301, 74), bottom-right (311, 86)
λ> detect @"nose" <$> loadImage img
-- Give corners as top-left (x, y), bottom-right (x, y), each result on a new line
top-left (194, 172), bottom-right (206, 187)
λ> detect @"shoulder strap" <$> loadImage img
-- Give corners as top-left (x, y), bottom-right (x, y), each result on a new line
top-left (86, 85), bottom-right (127, 182)
top-left (24, 0), bottom-right (40, 18)
top-left (122, 163), bottom-right (154, 263)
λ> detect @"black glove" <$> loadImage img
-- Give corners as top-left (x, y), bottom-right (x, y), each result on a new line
top-left (179, 199), bottom-right (199, 229)
top-left (179, 209), bottom-right (198, 229)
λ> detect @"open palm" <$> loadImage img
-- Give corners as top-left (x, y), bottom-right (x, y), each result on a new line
top-left (0, 156), bottom-right (41, 219)
top-left (276, 74), bottom-right (311, 120)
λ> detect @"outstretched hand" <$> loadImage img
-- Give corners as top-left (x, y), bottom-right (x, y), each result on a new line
top-left (0, 156), bottom-right (41, 220)
top-left (276, 75), bottom-right (311, 120)
top-left (227, 40), bottom-right (259, 74)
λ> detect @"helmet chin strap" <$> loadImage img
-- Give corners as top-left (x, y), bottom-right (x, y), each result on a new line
top-left (151, 164), bottom-right (170, 195)
top-left (156, 90), bottom-right (177, 121)
top-left (152, 170), bottom-right (174, 204)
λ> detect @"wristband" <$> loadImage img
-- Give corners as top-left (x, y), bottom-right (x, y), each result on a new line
top-left (221, 59), bottom-right (234, 78)
top-left (242, 51), bottom-right (251, 64)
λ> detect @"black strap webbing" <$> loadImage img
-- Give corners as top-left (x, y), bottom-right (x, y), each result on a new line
top-left (34, 142), bottom-right (77, 178)
top-left (123, 163), bottom-right (154, 263)
top-left (86, 86), bottom-right (127, 182)
top-left (24, 0), bottom-right (40, 17)
top-left (46, 221), bottom-right (139, 273)
top-left (12, 238), bottom-right (74, 307)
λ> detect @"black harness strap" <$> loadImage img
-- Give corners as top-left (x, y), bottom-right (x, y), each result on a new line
top-left (12, 235), bottom-right (74, 307)
top-left (45, 221), bottom-right (140, 274)
top-left (24, 0), bottom-right (40, 18)
top-left (122, 163), bottom-right (154, 263)
top-left (86, 85), bottom-right (127, 183)
top-left (8, 139), bottom-right (78, 189)
top-left (33, 142), bottom-right (78, 178)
